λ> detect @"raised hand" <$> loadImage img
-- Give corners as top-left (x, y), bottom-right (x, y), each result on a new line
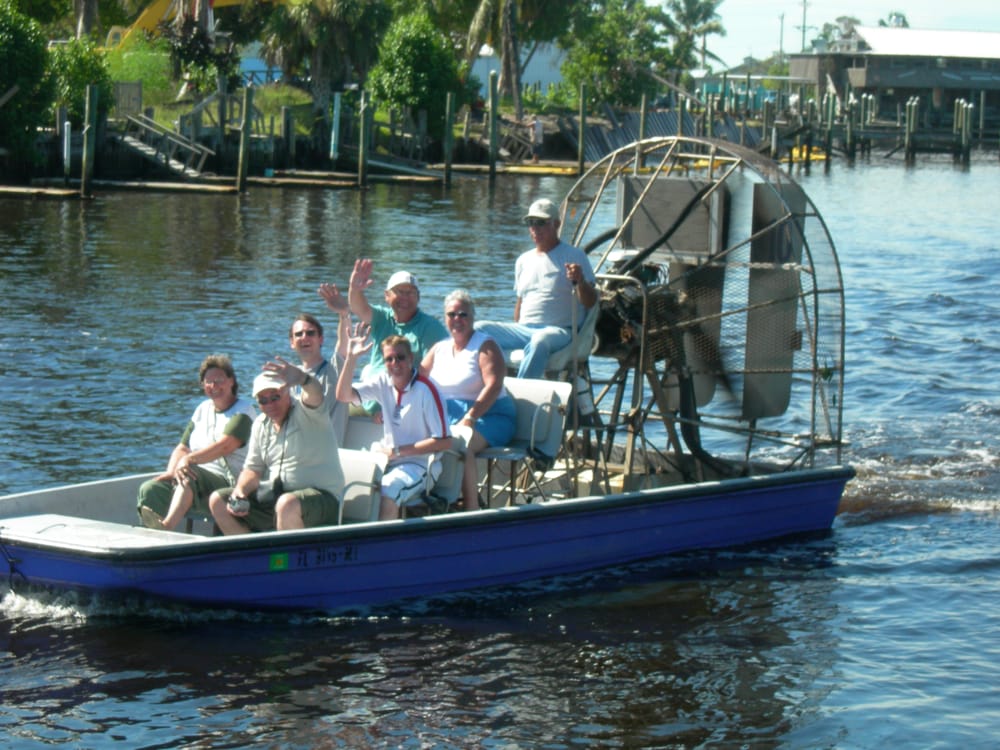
top-left (318, 282), bottom-right (349, 313)
top-left (262, 355), bottom-right (307, 386)
top-left (350, 258), bottom-right (375, 291)
top-left (347, 322), bottom-right (374, 359)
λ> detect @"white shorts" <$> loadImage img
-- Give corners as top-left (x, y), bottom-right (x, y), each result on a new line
top-left (382, 461), bottom-right (431, 506)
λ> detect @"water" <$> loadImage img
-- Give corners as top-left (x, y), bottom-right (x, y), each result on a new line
top-left (1, 157), bottom-right (999, 748)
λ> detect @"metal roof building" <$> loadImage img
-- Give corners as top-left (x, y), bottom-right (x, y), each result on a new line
top-left (789, 26), bottom-right (1000, 124)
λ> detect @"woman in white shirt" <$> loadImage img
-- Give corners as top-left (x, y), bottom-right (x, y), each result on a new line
top-left (422, 290), bottom-right (516, 511)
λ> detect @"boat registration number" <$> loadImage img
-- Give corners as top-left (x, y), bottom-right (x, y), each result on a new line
top-left (269, 545), bottom-right (360, 572)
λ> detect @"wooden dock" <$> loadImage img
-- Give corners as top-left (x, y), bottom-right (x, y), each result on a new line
top-left (0, 185), bottom-right (81, 199)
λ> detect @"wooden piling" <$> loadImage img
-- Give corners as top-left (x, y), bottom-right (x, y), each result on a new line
top-left (488, 71), bottom-right (498, 182)
top-left (236, 86), bottom-right (253, 192)
top-left (635, 93), bottom-right (647, 174)
top-left (62, 117), bottom-right (71, 185)
top-left (358, 90), bottom-right (370, 187)
top-left (961, 102), bottom-right (972, 165)
top-left (216, 77), bottom-right (227, 156)
top-left (80, 85), bottom-right (98, 198)
top-left (281, 106), bottom-right (293, 167)
top-left (329, 92), bottom-right (342, 161)
top-left (443, 91), bottom-right (455, 187)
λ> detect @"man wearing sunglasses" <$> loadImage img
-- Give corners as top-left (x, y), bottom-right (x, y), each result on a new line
top-left (208, 361), bottom-right (345, 535)
top-left (476, 197), bottom-right (597, 379)
top-left (288, 282), bottom-right (350, 438)
top-left (337, 330), bottom-right (451, 520)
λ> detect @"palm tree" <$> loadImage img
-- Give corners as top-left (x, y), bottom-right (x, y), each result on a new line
top-left (879, 12), bottom-right (909, 28)
top-left (74, 0), bottom-right (99, 38)
top-left (260, 0), bottom-right (391, 136)
top-left (465, 0), bottom-right (524, 120)
top-left (174, 0), bottom-right (212, 33)
top-left (665, 0), bottom-right (725, 70)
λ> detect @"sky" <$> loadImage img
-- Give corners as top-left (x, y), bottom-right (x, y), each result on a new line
top-left (711, 1), bottom-right (1000, 68)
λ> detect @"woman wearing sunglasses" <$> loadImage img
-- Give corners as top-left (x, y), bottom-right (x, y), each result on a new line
top-left (421, 290), bottom-right (516, 512)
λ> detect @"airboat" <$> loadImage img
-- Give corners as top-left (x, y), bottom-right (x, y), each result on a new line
top-left (0, 137), bottom-right (852, 612)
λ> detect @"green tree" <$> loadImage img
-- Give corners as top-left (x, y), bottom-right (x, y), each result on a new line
top-left (105, 34), bottom-right (174, 107)
top-left (368, 11), bottom-right (462, 137)
top-left (0, 1), bottom-right (56, 159)
top-left (816, 15), bottom-right (860, 48)
top-left (11, 0), bottom-right (69, 26)
top-left (879, 12), bottom-right (908, 28)
top-left (159, 16), bottom-right (241, 97)
top-left (665, 0), bottom-right (725, 70)
top-left (560, 0), bottom-right (671, 107)
top-left (464, 0), bottom-right (525, 118)
top-left (73, 0), bottom-right (99, 37)
top-left (458, 0), bottom-right (585, 119)
top-left (48, 37), bottom-right (114, 126)
top-left (259, 0), bottom-right (391, 136)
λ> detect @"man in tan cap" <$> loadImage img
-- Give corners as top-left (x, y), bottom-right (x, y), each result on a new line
top-left (477, 197), bottom-right (597, 378)
top-left (208, 358), bottom-right (345, 534)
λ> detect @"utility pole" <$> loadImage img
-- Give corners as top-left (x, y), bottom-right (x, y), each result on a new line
top-left (779, 13), bottom-right (785, 63)
top-left (800, 0), bottom-right (809, 52)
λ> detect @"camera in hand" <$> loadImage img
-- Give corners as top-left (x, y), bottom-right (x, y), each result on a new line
top-left (228, 493), bottom-right (250, 514)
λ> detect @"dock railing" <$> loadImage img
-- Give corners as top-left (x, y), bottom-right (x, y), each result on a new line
top-left (122, 114), bottom-right (215, 177)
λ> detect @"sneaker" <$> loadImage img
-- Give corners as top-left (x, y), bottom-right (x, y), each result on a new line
top-left (140, 506), bottom-right (166, 530)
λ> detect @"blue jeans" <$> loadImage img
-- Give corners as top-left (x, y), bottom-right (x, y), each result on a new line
top-left (477, 321), bottom-right (571, 378)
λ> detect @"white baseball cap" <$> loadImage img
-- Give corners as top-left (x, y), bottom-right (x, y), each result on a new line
top-left (252, 371), bottom-right (285, 397)
top-left (523, 198), bottom-right (558, 222)
top-left (386, 271), bottom-right (419, 291)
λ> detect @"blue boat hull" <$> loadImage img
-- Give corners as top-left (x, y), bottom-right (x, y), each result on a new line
top-left (0, 467), bottom-right (853, 611)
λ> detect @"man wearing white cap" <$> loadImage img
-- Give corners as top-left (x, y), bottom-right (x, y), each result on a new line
top-left (208, 358), bottom-right (345, 534)
top-left (347, 259), bottom-right (447, 413)
top-left (477, 197), bottom-right (597, 378)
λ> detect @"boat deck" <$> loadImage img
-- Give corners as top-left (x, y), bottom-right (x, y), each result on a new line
top-left (1, 514), bottom-right (198, 551)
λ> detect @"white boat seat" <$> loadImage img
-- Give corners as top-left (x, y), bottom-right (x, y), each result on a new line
top-left (342, 414), bottom-right (462, 518)
top-left (507, 300), bottom-right (600, 376)
top-left (338, 448), bottom-right (384, 524)
top-left (479, 377), bottom-right (573, 505)
top-left (177, 448), bottom-right (384, 532)
top-left (401, 449), bottom-right (465, 517)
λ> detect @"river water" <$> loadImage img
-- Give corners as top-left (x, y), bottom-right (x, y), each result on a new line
top-left (1, 157), bottom-right (999, 748)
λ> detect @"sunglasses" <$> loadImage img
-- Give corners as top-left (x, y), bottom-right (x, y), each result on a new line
top-left (293, 329), bottom-right (319, 338)
top-left (384, 354), bottom-right (409, 364)
top-left (526, 218), bottom-right (550, 228)
top-left (446, 311), bottom-right (469, 319)
top-left (257, 393), bottom-right (282, 405)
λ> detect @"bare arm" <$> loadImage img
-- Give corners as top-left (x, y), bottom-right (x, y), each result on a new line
top-left (419, 346), bottom-right (436, 379)
top-left (336, 324), bottom-right (373, 404)
top-left (576, 278), bottom-right (598, 309)
top-left (461, 340), bottom-right (505, 426)
top-left (565, 263), bottom-right (598, 309)
top-left (348, 258), bottom-right (375, 325)
top-left (175, 434), bottom-right (243, 475)
top-left (153, 443), bottom-right (190, 481)
top-left (318, 282), bottom-right (351, 361)
top-left (231, 467), bottom-right (261, 499)
top-left (395, 435), bottom-right (453, 458)
top-left (513, 296), bottom-right (522, 323)
top-left (263, 356), bottom-right (323, 409)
